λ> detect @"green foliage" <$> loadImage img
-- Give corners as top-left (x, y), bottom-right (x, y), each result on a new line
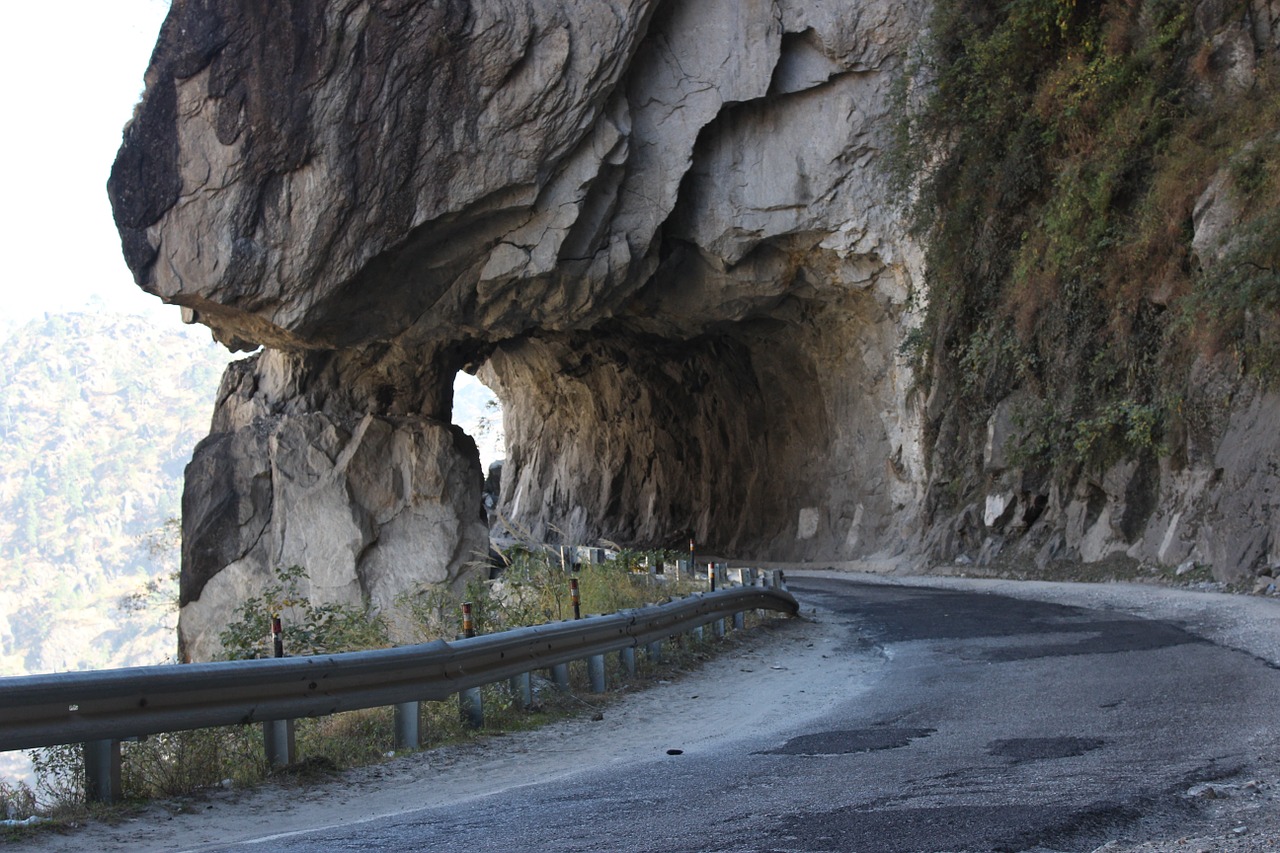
top-left (891, 0), bottom-right (1280, 477)
top-left (0, 778), bottom-right (38, 826)
top-left (122, 727), bottom-right (265, 798)
top-left (27, 744), bottom-right (83, 813)
top-left (1182, 129), bottom-right (1280, 381)
top-left (396, 545), bottom-right (699, 643)
top-left (218, 566), bottom-right (390, 660)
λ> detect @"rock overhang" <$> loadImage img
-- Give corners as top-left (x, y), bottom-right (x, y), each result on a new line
top-left (110, 0), bottom-right (930, 659)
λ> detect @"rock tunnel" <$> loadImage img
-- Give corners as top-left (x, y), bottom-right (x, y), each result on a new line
top-left (109, 0), bottom-right (931, 660)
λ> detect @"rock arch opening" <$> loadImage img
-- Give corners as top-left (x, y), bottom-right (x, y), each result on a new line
top-left (480, 259), bottom-right (923, 561)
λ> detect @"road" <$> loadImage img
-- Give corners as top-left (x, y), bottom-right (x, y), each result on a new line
top-left (167, 574), bottom-right (1280, 853)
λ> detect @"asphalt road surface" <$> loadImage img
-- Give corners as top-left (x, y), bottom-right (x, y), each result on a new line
top-left (204, 575), bottom-right (1280, 852)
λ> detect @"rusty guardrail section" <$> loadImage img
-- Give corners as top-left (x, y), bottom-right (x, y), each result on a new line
top-left (0, 586), bottom-right (797, 753)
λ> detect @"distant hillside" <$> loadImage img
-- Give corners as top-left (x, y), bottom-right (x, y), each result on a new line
top-left (0, 312), bottom-right (229, 675)
top-left (0, 312), bottom-right (505, 678)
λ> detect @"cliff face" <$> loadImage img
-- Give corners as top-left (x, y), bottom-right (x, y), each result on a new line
top-left (110, 0), bottom-right (1279, 660)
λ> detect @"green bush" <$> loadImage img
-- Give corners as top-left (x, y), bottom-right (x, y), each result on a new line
top-left (218, 565), bottom-right (390, 659)
top-left (122, 726), bottom-right (265, 798)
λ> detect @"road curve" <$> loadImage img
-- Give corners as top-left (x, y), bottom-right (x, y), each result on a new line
top-left (28, 574), bottom-right (1280, 853)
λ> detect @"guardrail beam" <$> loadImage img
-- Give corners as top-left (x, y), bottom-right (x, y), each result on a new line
top-left (0, 587), bottom-right (798, 756)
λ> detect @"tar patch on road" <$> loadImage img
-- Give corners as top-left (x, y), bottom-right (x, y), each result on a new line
top-left (759, 727), bottom-right (935, 756)
top-left (982, 618), bottom-right (1204, 662)
top-left (791, 580), bottom-right (1207, 661)
top-left (766, 801), bottom-right (1142, 853)
top-left (988, 736), bottom-right (1106, 762)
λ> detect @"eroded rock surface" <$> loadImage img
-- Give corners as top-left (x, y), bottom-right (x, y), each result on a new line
top-left (111, 0), bottom-right (1278, 657)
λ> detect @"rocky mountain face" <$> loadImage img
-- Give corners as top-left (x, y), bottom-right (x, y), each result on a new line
top-left (109, 0), bottom-right (1280, 660)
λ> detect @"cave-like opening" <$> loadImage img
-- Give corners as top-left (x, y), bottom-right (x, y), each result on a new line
top-left (451, 370), bottom-right (504, 471)
top-left (478, 284), bottom-right (920, 563)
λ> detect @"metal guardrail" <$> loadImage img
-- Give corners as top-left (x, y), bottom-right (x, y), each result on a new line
top-left (0, 586), bottom-right (797, 754)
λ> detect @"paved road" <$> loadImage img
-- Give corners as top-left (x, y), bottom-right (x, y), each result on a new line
top-left (209, 576), bottom-right (1280, 852)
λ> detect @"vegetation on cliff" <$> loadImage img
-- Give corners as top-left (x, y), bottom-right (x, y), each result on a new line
top-left (893, 0), bottom-right (1279, 495)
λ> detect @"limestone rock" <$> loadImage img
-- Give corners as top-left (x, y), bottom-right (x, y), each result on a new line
top-left (178, 360), bottom-right (487, 660)
top-left (1192, 168), bottom-right (1244, 265)
top-left (984, 394), bottom-right (1028, 473)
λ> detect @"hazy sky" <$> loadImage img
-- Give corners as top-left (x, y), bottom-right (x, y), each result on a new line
top-left (2, 1), bottom-right (173, 324)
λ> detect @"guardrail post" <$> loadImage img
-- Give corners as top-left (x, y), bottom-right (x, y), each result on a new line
top-left (509, 672), bottom-right (532, 709)
top-left (646, 640), bottom-right (662, 663)
top-left (264, 718), bottom-right (295, 768)
top-left (693, 624), bottom-right (704, 643)
top-left (83, 739), bottom-right (121, 803)
top-left (619, 646), bottom-right (636, 677)
top-left (460, 687), bottom-right (484, 729)
top-left (551, 662), bottom-right (570, 690)
top-left (713, 617), bottom-right (726, 639)
top-left (733, 610), bottom-right (746, 631)
top-left (394, 702), bottom-right (419, 750)
top-left (750, 568), bottom-right (764, 619)
top-left (588, 654), bottom-right (606, 693)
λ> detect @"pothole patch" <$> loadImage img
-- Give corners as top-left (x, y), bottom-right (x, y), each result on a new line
top-left (987, 737), bottom-right (1105, 762)
top-left (760, 727), bottom-right (935, 756)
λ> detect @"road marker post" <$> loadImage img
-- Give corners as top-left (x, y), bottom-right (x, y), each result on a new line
top-left (263, 612), bottom-right (296, 767)
top-left (459, 603), bottom-right (484, 729)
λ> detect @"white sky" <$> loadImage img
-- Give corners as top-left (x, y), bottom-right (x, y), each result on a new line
top-left (0, 1), bottom-right (504, 459)
top-left (1, 1), bottom-right (174, 324)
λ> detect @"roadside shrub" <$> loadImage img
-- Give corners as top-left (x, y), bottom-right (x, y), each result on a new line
top-left (121, 726), bottom-right (264, 798)
top-left (26, 744), bottom-right (83, 816)
top-left (218, 565), bottom-right (390, 659)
